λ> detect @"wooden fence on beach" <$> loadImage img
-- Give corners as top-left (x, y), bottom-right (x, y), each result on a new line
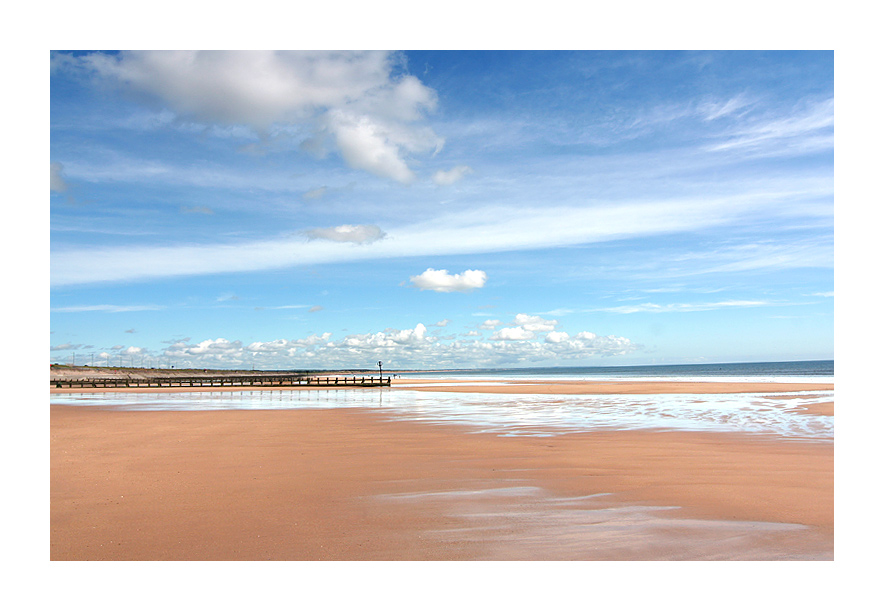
top-left (52, 374), bottom-right (391, 389)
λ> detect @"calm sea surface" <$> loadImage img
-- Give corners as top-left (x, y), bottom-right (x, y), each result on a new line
top-left (393, 359), bottom-right (834, 383)
top-left (51, 360), bottom-right (834, 441)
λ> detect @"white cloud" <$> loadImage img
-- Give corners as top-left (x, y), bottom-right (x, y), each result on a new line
top-left (491, 314), bottom-right (558, 341)
top-left (63, 51), bottom-right (443, 184)
top-left (490, 327), bottom-right (536, 341)
top-left (432, 165), bottom-right (473, 186)
top-left (50, 188), bottom-right (832, 287)
top-left (708, 98), bottom-right (834, 154)
top-left (479, 319), bottom-right (500, 330)
top-left (699, 94), bottom-right (754, 121)
top-left (595, 300), bottom-right (771, 314)
top-left (512, 313), bottom-right (558, 333)
top-left (341, 323), bottom-right (428, 350)
top-left (166, 338), bottom-right (244, 362)
top-left (142, 322), bottom-right (635, 369)
top-left (305, 224), bottom-right (386, 244)
top-left (410, 268), bottom-right (487, 293)
top-left (51, 304), bottom-right (165, 313)
top-left (324, 109), bottom-right (440, 184)
top-left (545, 331), bottom-right (569, 343)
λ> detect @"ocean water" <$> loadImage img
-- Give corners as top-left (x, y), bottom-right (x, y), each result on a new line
top-left (393, 359), bottom-right (834, 383)
top-left (51, 359), bottom-right (834, 440)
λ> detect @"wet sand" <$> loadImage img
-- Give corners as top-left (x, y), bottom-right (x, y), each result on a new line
top-left (51, 379), bottom-right (833, 560)
top-left (392, 378), bottom-right (835, 395)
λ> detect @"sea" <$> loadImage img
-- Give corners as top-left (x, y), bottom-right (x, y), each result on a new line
top-left (51, 360), bottom-right (834, 441)
top-left (392, 359), bottom-right (834, 383)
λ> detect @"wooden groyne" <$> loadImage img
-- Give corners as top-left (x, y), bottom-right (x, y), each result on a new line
top-left (52, 374), bottom-right (391, 389)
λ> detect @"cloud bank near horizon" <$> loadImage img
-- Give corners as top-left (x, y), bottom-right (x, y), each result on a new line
top-left (49, 317), bottom-right (637, 369)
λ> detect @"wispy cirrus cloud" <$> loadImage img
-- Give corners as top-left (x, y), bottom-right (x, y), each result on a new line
top-left (50, 185), bottom-right (832, 288)
top-left (707, 98), bottom-right (833, 155)
top-left (51, 304), bottom-right (165, 313)
top-left (593, 299), bottom-right (772, 314)
top-left (50, 342), bottom-right (83, 351)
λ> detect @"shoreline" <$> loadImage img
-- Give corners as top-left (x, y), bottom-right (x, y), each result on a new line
top-left (51, 379), bottom-right (833, 561)
top-left (50, 377), bottom-right (834, 395)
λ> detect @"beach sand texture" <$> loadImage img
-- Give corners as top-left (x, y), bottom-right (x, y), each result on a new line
top-left (50, 379), bottom-right (833, 560)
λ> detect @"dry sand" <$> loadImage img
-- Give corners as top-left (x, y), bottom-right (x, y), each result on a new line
top-left (50, 379), bottom-right (833, 561)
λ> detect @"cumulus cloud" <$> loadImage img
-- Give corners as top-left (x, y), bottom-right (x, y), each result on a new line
top-left (305, 224), bottom-right (386, 244)
top-left (325, 109), bottom-right (431, 184)
top-left (410, 268), bottom-right (487, 293)
top-left (491, 327), bottom-right (536, 341)
top-left (61, 51), bottom-right (443, 183)
top-left (491, 314), bottom-right (558, 341)
top-left (432, 165), bottom-right (473, 186)
top-left (54, 321), bottom-right (635, 369)
top-left (512, 313), bottom-right (558, 333)
top-left (545, 331), bottom-right (570, 343)
top-left (546, 331), bottom-right (636, 358)
top-left (479, 319), bottom-right (501, 330)
top-left (165, 338), bottom-right (245, 363)
top-left (142, 321), bottom-right (635, 370)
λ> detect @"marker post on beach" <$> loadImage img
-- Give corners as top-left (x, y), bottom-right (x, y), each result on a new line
top-left (378, 360), bottom-right (383, 383)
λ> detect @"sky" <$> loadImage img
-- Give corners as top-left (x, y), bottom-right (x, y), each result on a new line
top-left (49, 50), bottom-right (834, 370)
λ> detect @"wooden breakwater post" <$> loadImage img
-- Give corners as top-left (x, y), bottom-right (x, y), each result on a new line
top-left (52, 373), bottom-right (392, 389)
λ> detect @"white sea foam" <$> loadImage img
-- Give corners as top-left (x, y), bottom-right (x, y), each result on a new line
top-left (52, 387), bottom-right (834, 440)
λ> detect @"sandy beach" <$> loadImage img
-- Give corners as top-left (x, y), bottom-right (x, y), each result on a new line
top-left (50, 379), bottom-right (833, 560)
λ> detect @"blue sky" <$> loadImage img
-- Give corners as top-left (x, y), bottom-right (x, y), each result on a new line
top-left (49, 50), bottom-right (834, 370)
